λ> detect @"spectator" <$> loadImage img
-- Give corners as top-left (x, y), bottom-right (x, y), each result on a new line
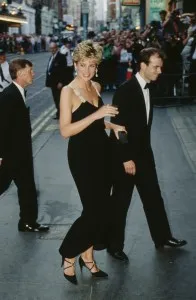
top-left (0, 49), bottom-right (11, 92)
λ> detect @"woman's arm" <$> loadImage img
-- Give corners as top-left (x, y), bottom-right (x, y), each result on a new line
top-left (59, 87), bottom-right (97, 138)
top-left (105, 121), bottom-right (123, 130)
top-left (59, 86), bottom-right (118, 138)
top-left (105, 121), bottom-right (126, 139)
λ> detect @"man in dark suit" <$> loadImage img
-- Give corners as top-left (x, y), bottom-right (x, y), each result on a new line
top-left (46, 42), bottom-right (67, 119)
top-left (108, 48), bottom-right (187, 261)
top-left (0, 59), bottom-right (49, 232)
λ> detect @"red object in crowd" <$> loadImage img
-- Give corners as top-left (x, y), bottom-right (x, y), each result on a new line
top-left (126, 68), bottom-right (133, 80)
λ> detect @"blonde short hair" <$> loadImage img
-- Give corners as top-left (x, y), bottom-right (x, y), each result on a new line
top-left (73, 40), bottom-right (103, 65)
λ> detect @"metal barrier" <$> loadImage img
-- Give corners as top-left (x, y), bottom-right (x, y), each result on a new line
top-left (152, 63), bottom-right (196, 107)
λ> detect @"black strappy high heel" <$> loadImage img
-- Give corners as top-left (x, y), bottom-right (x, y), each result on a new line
top-left (79, 256), bottom-right (108, 278)
top-left (61, 257), bottom-right (78, 285)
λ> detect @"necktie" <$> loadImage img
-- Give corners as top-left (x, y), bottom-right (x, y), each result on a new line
top-left (0, 64), bottom-right (9, 83)
top-left (24, 89), bottom-right (27, 98)
top-left (144, 83), bottom-right (151, 89)
top-left (48, 55), bottom-right (54, 73)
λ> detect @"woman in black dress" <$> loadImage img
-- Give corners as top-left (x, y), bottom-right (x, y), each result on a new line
top-left (59, 40), bottom-right (126, 284)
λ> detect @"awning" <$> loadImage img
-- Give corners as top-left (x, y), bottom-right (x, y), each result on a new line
top-left (0, 14), bottom-right (27, 24)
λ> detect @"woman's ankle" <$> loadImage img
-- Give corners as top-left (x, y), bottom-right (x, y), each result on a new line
top-left (64, 257), bottom-right (75, 263)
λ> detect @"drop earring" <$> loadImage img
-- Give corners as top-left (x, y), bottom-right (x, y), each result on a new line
top-left (95, 68), bottom-right (98, 77)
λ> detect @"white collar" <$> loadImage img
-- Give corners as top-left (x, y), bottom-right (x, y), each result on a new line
top-left (135, 72), bottom-right (149, 89)
top-left (1, 61), bottom-right (8, 67)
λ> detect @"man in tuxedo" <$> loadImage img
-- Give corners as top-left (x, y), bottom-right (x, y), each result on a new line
top-left (0, 59), bottom-right (49, 232)
top-left (46, 42), bottom-right (67, 119)
top-left (0, 49), bottom-right (12, 92)
top-left (108, 48), bottom-right (187, 261)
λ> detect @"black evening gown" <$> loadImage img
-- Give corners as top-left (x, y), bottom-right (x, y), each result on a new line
top-left (59, 92), bottom-right (112, 259)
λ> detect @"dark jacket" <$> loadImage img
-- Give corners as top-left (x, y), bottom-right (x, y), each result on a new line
top-left (111, 76), bottom-right (153, 164)
top-left (0, 83), bottom-right (33, 169)
top-left (45, 50), bottom-right (67, 88)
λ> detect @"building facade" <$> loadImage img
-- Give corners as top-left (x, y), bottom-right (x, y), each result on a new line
top-left (66, 0), bottom-right (97, 33)
top-left (0, 0), bottom-right (31, 34)
top-left (32, 0), bottom-right (63, 35)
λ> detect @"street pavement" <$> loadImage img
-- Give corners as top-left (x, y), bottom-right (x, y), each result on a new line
top-left (1, 57), bottom-right (196, 298)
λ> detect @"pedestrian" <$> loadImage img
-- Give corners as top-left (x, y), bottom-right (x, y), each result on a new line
top-left (60, 38), bottom-right (74, 85)
top-left (59, 40), bottom-right (126, 284)
top-left (45, 42), bottom-right (67, 119)
top-left (108, 47), bottom-right (187, 262)
top-left (0, 48), bottom-right (12, 92)
top-left (0, 59), bottom-right (49, 233)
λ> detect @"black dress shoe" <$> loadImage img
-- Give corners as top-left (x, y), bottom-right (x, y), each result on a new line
top-left (155, 237), bottom-right (187, 249)
top-left (18, 222), bottom-right (49, 232)
top-left (107, 249), bottom-right (129, 261)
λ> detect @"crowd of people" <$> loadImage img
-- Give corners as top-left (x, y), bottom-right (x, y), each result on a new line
top-left (0, 32), bottom-right (80, 55)
top-left (90, 7), bottom-right (196, 104)
top-left (0, 33), bottom-right (52, 54)
top-left (1, 4), bottom-right (196, 104)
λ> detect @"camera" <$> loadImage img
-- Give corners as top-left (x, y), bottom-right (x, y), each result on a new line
top-left (170, 9), bottom-right (181, 20)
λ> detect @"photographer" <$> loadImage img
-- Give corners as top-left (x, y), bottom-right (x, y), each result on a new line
top-left (163, 9), bottom-right (184, 36)
top-left (141, 22), bottom-right (162, 49)
top-left (181, 28), bottom-right (196, 73)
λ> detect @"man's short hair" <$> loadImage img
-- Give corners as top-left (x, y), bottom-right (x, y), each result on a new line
top-left (9, 59), bottom-right (33, 80)
top-left (138, 47), bottom-right (165, 69)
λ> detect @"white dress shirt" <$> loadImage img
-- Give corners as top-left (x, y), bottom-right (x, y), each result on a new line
top-left (60, 46), bottom-right (73, 66)
top-left (13, 81), bottom-right (26, 103)
top-left (47, 51), bottom-right (58, 74)
top-left (135, 72), bottom-right (150, 123)
top-left (0, 61), bottom-right (12, 92)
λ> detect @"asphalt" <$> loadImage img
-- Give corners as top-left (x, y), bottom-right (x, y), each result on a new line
top-left (0, 92), bottom-right (196, 300)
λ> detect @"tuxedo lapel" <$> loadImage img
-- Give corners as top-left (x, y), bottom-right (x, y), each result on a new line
top-left (148, 89), bottom-right (153, 127)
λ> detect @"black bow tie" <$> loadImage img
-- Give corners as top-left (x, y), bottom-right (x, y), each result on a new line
top-left (144, 83), bottom-right (151, 89)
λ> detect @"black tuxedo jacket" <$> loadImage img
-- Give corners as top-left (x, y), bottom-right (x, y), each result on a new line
top-left (45, 51), bottom-right (67, 88)
top-left (0, 83), bottom-right (33, 170)
top-left (111, 76), bottom-right (153, 164)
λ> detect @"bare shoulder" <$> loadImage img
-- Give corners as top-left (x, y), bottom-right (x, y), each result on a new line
top-left (61, 85), bottom-right (74, 102)
top-left (92, 81), bottom-right (101, 93)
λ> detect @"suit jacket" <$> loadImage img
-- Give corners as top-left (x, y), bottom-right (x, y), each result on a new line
top-left (0, 83), bottom-right (33, 170)
top-left (45, 51), bottom-right (68, 88)
top-left (111, 76), bottom-right (153, 164)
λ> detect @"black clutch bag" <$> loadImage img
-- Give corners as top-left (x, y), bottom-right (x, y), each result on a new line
top-left (118, 131), bottom-right (128, 144)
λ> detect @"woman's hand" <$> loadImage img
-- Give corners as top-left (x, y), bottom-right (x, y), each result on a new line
top-left (123, 160), bottom-right (136, 175)
top-left (113, 125), bottom-right (127, 140)
top-left (94, 104), bottom-right (118, 120)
